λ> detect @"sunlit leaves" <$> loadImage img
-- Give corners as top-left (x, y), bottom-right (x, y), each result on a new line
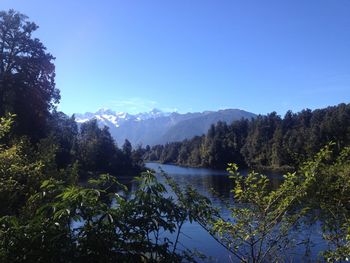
top-left (0, 114), bottom-right (15, 139)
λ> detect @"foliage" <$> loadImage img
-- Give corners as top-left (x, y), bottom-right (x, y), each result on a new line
top-left (0, 10), bottom-right (60, 140)
top-left (76, 120), bottom-right (142, 179)
top-left (144, 104), bottom-right (350, 171)
top-left (191, 144), bottom-right (350, 262)
top-left (0, 116), bottom-right (206, 262)
top-left (303, 145), bottom-right (350, 261)
top-left (0, 113), bottom-right (50, 216)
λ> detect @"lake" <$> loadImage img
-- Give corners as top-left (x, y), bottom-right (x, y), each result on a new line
top-left (144, 162), bottom-right (327, 262)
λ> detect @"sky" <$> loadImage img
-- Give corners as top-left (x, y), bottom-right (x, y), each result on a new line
top-left (2, 0), bottom-right (350, 115)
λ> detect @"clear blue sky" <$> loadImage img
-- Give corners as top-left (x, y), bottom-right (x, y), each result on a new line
top-left (2, 0), bottom-right (350, 115)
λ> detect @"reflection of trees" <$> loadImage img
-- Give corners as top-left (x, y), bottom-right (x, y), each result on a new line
top-left (143, 165), bottom-right (283, 206)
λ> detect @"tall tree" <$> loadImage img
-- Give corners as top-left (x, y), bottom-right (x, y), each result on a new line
top-left (0, 10), bottom-right (60, 140)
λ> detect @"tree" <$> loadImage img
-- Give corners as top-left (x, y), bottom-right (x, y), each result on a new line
top-left (302, 144), bottom-right (350, 261)
top-left (0, 10), bottom-right (60, 140)
top-left (77, 120), bottom-right (119, 175)
top-left (47, 111), bottom-right (78, 168)
top-left (122, 139), bottom-right (132, 157)
top-left (196, 145), bottom-right (336, 262)
top-left (0, 114), bottom-right (64, 217)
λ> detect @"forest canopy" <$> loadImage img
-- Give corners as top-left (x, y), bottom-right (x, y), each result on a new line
top-left (145, 103), bottom-right (350, 170)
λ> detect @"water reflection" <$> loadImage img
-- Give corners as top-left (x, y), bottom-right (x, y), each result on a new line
top-left (145, 163), bottom-right (284, 201)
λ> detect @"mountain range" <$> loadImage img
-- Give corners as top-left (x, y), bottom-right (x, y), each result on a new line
top-left (75, 108), bottom-right (256, 146)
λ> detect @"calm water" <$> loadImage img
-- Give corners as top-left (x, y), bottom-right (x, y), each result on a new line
top-left (144, 162), bottom-right (327, 262)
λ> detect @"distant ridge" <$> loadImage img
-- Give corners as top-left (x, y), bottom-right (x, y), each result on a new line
top-left (75, 108), bottom-right (256, 146)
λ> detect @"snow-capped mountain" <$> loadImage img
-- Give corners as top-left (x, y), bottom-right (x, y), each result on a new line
top-left (75, 108), bottom-right (256, 146)
top-left (134, 108), bottom-right (170, 121)
top-left (75, 108), bottom-right (169, 127)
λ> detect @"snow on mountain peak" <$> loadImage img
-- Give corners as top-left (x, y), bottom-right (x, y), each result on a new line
top-left (134, 109), bottom-right (168, 121)
top-left (75, 108), bottom-right (174, 127)
top-left (116, 112), bottom-right (129, 119)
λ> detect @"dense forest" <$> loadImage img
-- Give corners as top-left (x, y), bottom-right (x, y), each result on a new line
top-left (1, 9), bottom-right (350, 263)
top-left (145, 103), bottom-right (350, 170)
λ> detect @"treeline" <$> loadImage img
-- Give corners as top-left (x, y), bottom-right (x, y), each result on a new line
top-left (144, 103), bottom-right (350, 170)
top-left (48, 113), bottom-right (144, 179)
top-left (1, 109), bottom-right (143, 182)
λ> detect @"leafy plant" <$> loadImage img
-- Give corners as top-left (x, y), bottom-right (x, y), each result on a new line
top-left (197, 145), bottom-right (338, 262)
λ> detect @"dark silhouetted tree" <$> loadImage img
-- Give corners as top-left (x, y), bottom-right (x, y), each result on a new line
top-left (0, 10), bottom-right (60, 140)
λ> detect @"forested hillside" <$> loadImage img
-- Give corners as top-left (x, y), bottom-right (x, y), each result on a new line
top-left (145, 104), bottom-right (350, 170)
